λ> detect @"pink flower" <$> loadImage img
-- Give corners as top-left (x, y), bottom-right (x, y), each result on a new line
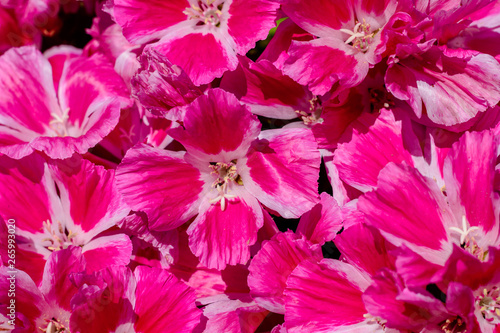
top-left (0, 46), bottom-right (131, 159)
top-left (0, 154), bottom-right (131, 284)
top-left (248, 230), bottom-right (323, 314)
top-left (111, 0), bottom-right (279, 85)
top-left (70, 265), bottom-right (202, 332)
top-left (116, 89), bottom-right (320, 269)
top-left (0, 247), bottom-right (85, 332)
top-left (277, 0), bottom-right (401, 95)
top-left (358, 130), bottom-right (500, 269)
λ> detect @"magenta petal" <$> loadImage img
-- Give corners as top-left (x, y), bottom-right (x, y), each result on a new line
top-left (386, 46), bottom-right (500, 126)
top-left (153, 33), bottom-right (239, 85)
top-left (134, 266), bottom-right (202, 332)
top-left (30, 98), bottom-right (125, 159)
top-left (280, 0), bottom-right (353, 35)
top-left (0, 154), bottom-right (55, 234)
top-left (116, 144), bottom-right (205, 231)
top-left (335, 223), bottom-right (396, 277)
top-left (169, 89), bottom-right (261, 161)
top-left (334, 109), bottom-right (414, 192)
top-left (241, 127), bottom-right (320, 218)
top-left (82, 234), bottom-right (133, 272)
top-left (358, 162), bottom-right (454, 265)
top-left (0, 46), bottom-right (58, 158)
top-left (444, 130), bottom-right (497, 233)
top-left (113, 0), bottom-right (189, 44)
top-left (248, 231), bottom-right (322, 314)
top-left (283, 38), bottom-right (367, 96)
top-left (363, 269), bottom-right (447, 331)
top-left (220, 57), bottom-right (311, 119)
top-left (40, 247), bottom-right (85, 311)
top-left (227, 0), bottom-right (279, 54)
top-left (285, 259), bottom-right (371, 332)
top-left (201, 296), bottom-right (267, 333)
top-left (57, 53), bottom-right (129, 128)
top-left (394, 245), bottom-right (443, 287)
top-left (187, 192), bottom-right (263, 270)
top-left (70, 265), bottom-right (136, 333)
top-left (131, 48), bottom-right (203, 117)
top-left (50, 157), bottom-right (129, 237)
top-left (0, 266), bottom-right (48, 331)
top-left (296, 192), bottom-right (343, 245)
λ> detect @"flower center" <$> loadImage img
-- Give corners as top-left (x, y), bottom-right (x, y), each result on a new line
top-left (339, 19), bottom-right (378, 52)
top-left (49, 108), bottom-right (70, 137)
top-left (40, 318), bottom-right (69, 333)
top-left (184, 0), bottom-right (224, 27)
top-left (449, 216), bottom-right (485, 260)
top-left (476, 286), bottom-right (500, 324)
top-left (208, 161), bottom-right (242, 211)
top-left (42, 220), bottom-right (79, 252)
top-left (363, 313), bottom-right (386, 329)
top-left (439, 315), bottom-right (467, 332)
top-left (295, 97), bottom-right (324, 126)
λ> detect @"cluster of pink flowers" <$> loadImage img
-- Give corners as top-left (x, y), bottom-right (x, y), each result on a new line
top-left (1, 0), bottom-right (500, 332)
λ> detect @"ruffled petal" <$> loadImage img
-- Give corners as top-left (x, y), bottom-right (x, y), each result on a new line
top-left (82, 234), bottom-right (133, 272)
top-left (49, 157), bottom-right (130, 240)
top-left (296, 192), bottom-right (343, 245)
top-left (116, 144), bottom-right (205, 231)
top-left (131, 48), bottom-right (203, 117)
top-left (113, 0), bottom-right (189, 44)
top-left (248, 231), bottom-right (322, 313)
top-left (358, 162), bottom-right (454, 265)
top-left (220, 57), bottom-right (311, 119)
top-left (240, 127), bottom-right (320, 218)
top-left (40, 246), bottom-right (85, 311)
top-left (386, 46), bottom-right (500, 126)
top-left (283, 38), bottom-right (368, 96)
top-left (335, 223), bottom-right (396, 277)
top-left (169, 88), bottom-right (261, 162)
top-left (187, 189), bottom-right (263, 270)
top-left (334, 109), bottom-right (414, 192)
top-left (0, 46), bottom-right (59, 158)
top-left (443, 130), bottom-right (497, 234)
top-left (284, 259), bottom-right (372, 332)
top-left (134, 266), bottom-right (202, 332)
top-left (153, 33), bottom-right (239, 85)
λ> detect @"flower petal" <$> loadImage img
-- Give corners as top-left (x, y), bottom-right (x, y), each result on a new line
top-left (187, 190), bottom-right (263, 270)
top-left (248, 231), bottom-right (322, 314)
top-left (116, 144), bottom-right (205, 231)
top-left (240, 127), bottom-right (320, 218)
top-left (134, 266), bottom-right (202, 332)
top-left (169, 88), bottom-right (261, 162)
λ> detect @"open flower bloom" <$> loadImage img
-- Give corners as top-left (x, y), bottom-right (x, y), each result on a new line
top-left (116, 88), bottom-right (320, 269)
top-left (358, 130), bottom-right (500, 269)
top-left (0, 154), bottom-right (131, 284)
top-left (70, 265), bottom-right (202, 332)
top-left (278, 0), bottom-right (401, 95)
top-left (435, 245), bottom-right (500, 332)
top-left (111, 0), bottom-right (279, 85)
top-left (0, 46), bottom-right (130, 159)
top-left (0, 247), bottom-right (85, 332)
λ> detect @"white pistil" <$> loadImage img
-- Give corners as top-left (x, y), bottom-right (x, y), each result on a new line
top-left (449, 215), bottom-right (479, 245)
top-left (49, 108), bottom-right (70, 137)
top-left (339, 19), bottom-right (376, 52)
top-left (209, 184), bottom-right (235, 211)
top-left (340, 22), bottom-right (364, 45)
